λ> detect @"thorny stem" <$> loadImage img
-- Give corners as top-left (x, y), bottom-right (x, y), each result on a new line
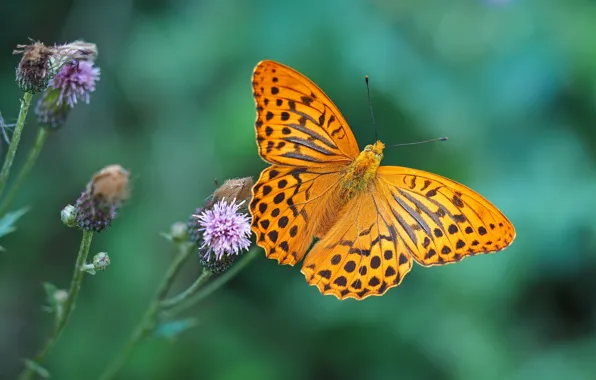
top-left (18, 230), bottom-right (94, 380)
top-left (98, 242), bottom-right (195, 380)
top-left (0, 127), bottom-right (49, 215)
top-left (0, 92), bottom-right (33, 199)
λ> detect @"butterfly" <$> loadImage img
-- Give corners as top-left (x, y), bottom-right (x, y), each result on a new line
top-left (249, 60), bottom-right (515, 300)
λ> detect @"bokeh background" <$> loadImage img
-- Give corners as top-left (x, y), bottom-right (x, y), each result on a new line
top-left (2, 0), bottom-right (596, 379)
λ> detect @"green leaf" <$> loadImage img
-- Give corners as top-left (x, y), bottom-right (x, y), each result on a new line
top-left (43, 282), bottom-right (59, 309)
top-left (0, 207), bottom-right (29, 250)
top-left (23, 359), bottom-right (50, 378)
top-left (153, 318), bottom-right (199, 340)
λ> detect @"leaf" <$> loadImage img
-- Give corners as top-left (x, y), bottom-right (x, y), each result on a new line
top-left (23, 359), bottom-right (50, 378)
top-left (153, 318), bottom-right (199, 340)
top-left (43, 282), bottom-right (59, 313)
top-left (0, 207), bottom-right (29, 250)
top-left (42, 282), bottom-right (67, 326)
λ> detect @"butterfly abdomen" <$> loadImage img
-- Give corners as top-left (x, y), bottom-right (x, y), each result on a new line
top-left (340, 141), bottom-right (385, 199)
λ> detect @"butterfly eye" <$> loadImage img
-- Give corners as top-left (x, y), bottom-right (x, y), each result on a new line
top-left (375, 153), bottom-right (383, 160)
top-left (364, 145), bottom-right (372, 152)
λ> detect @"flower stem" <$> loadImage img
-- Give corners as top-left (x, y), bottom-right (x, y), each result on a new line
top-left (0, 127), bottom-right (49, 215)
top-left (160, 270), bottom-right (213, 309)
top-left (0, 92), bottom-right (33, 198)
top-left (18, 230), bottom-right (94, 380)
top-left (99, 242), bottom-right (194, 380)
top-left (165, 248), bottom-right (259, 316)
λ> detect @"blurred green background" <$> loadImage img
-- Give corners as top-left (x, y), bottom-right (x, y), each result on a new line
top-left (2, 0), bottom-right (596, 379)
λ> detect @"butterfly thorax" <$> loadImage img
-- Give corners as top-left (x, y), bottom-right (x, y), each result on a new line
top-left (340, 140), bottom-right (385, 199)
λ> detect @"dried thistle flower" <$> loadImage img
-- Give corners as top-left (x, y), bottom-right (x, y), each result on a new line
top-left (74, 165), bottom-right (130, 232)
top-left (13, 41), bottom-right (55, 93)
top-left (211, 177), bottom-right (253, 212)
top-left (53, 40), bottom-right (98, 67)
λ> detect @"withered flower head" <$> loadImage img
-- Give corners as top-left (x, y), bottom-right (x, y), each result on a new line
top-left (53, 40), bottom-right (98, 67)
top-left (13, 41), bottom-right (55, 93)
top-left (211, 177), bottom-right (253, 212)
top-left (74, 164), bottom-right (130, 232)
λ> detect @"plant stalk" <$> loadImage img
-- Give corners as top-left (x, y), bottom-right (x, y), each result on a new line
top-left (0, 127), bottom-right (49, 215)
top-left (98, 242), bottom-right (194, 380)
top-left (18, 230), bottom-right (94, 380)
top-left (0, 92), bottom-right (33, 198)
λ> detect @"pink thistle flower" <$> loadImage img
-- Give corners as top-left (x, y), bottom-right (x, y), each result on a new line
top-left (195, 199), bottom-right (251, 261)
top-left (51, 60), bottom-right (100, 107)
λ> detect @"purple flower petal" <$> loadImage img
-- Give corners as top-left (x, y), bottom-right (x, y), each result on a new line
top-left (50, 60), bottom-right (100, 108)
top-left (195, 199), bottom-right (252, 260)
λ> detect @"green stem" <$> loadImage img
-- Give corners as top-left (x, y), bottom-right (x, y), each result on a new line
top-left (0, 128), bottom-right (49, 215)
top-left (0, 92), bottom-right (33, 198)
top-left (160, 270), bottom-right (213, 309)
top-left (18, 230), bottom-right (94, 380)
top-left (99, 242), bottom-right (194, 380)
top-left (166, 248), bottom-right (259, 317)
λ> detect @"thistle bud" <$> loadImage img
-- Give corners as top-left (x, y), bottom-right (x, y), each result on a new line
top-left (53, 289), bottom-right (69, 304)
top-left (92, 252), bottom-right (110, 271)
top-left (169, 222), bottom-right (188, 243)
top-left (61, 204), bottom-right (77, 228)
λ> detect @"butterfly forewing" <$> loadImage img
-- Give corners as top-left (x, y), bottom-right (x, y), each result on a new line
top-left (252, 60), bottom-right (360, 165)
top-left (375, 166), bottom-right (516, 266)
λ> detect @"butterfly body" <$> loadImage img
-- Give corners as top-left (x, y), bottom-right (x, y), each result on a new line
top-left (250, 60), bottom-right (515, 300)
top-left (341, 141), bottom-right (385, 199)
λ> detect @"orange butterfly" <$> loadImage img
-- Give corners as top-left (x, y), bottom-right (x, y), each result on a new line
top-left (249, 60), bottom-right (515, 300)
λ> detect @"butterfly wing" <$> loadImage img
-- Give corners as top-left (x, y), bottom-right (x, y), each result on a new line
top-left (250, 60), bottom-right (361, 265)
top-left (252, 60), bottom-right (360, 165)
top-left (300, 166), bottom-right (515, 300)
top-left (374, 166), bottom-right (515, 266)
top-left (301, 186), bottom-right (414, 300)
top-left (250, 166), bottom-right (344, 265)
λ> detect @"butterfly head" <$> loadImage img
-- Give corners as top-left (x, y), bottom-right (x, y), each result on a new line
top-left (363, 140), bottom-right (385, 161)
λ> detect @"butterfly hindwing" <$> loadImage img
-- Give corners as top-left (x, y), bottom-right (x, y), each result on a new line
top-left (375, 166), bottom-right (516, 266)
top-left (252, 60), bottom-right (360, 166)
top-left (301, 188), bottom-right (413, 300)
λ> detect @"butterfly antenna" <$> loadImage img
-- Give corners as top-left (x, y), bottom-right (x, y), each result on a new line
top-left (365, 76), bottom-right (377, 141)
top-left (386, 137), bottom-right (449, 148)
